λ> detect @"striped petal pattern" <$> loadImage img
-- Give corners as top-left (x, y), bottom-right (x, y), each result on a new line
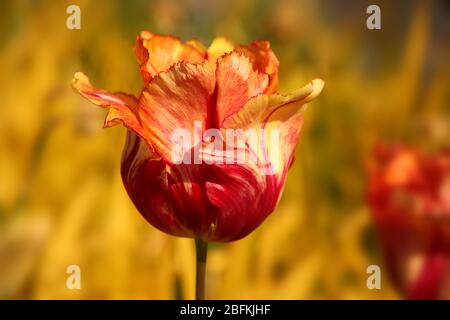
top-left (73, 31), bottom-right (323, 242)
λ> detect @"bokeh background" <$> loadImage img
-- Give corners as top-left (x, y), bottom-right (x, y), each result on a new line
top-left (0, 0), bottom-right (449, 299)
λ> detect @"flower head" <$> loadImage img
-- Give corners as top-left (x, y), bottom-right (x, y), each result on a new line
top-left (73, 31), bottom-right (323, 242)
top-left (367, 144), bottom-right (450, 299)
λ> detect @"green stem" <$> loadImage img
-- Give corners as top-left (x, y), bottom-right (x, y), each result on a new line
top-left (195, 239), bottom-right (208, 300)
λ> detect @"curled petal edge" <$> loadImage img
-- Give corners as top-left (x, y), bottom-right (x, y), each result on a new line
top-left (72, 72), bottom-right (155, 153)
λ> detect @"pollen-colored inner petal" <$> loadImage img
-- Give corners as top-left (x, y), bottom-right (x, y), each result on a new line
top-left (206, 36), bottom-right (234, 63)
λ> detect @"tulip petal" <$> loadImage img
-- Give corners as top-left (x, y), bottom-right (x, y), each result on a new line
top-left (223, 79), bottom-right (324, 181)
top-left (121, 132), bottom-right (191, 237)
top-left (134, 31), bottom-right (206, 83)
top-left (215, 52), bottom-right (269, 126)
top-left (139, 61), bottom-right (216, 163)
top-left (72, 72), bottom-right (153, 149)
top-left (235, 40), bottom-right (280, 93)
top-left (186, 39), bottom-right (207, 54)
top-left (205, 163), bottom-right (278, 241)
top-left (167, 164), bottom-right (218, 237)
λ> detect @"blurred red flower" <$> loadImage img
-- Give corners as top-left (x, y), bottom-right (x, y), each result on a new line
top-left (368, 144), bottom-right (450, 299)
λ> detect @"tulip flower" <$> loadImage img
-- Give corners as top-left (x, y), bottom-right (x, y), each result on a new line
top-left (73, 31), bottom-right (323, 299)
top-left (367, 145), bottom-right (450, 299)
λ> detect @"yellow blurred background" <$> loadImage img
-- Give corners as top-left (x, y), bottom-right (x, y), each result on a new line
top-left (0, 0), bottom-right (449, 299)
